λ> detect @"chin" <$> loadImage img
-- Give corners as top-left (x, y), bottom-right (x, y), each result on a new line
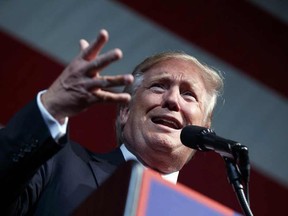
top-left (149, 140), bottom-right (179, 153)
top-left (154, 160), bottom-right (184, 174)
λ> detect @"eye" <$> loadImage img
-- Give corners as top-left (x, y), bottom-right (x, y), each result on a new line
top-left (150, 83), bottom-right (166, 93)
top-left (182, 91), bottom-right (197, 102)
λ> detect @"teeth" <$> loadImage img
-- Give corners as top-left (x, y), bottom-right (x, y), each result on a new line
top-left (162, 119), bottom-right (177, 128)
top-left (152, 117), bottom-right (180, 129)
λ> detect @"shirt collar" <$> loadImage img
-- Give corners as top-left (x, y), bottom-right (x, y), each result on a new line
top-left (120, 144), bottom-right (179, 184)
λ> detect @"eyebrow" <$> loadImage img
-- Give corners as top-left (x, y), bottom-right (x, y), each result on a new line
top-left (148, 73), bottom-right (199, 88)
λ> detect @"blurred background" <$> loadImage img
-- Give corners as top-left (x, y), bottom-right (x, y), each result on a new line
top-left (0, 0), bottom-right (287, 215)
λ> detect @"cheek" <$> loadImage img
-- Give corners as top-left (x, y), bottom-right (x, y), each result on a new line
top-left (183, 105), bottom-right (205, 125)
top-left (135, 92), bottom-right (162, 113)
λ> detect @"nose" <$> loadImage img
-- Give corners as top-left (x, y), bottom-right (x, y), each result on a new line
top-left (162, 87), bottom-right (180, 111)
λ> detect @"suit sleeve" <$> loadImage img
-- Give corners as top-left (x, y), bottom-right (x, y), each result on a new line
top-left (0, 98), bottom-right (67, 211)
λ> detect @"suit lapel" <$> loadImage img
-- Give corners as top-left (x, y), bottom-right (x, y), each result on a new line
top-left (88, 148), bottom-right (126, 186)
top-left (70, 141), bottom-right (125, 187)
top-left (88, 160), bottom-right (118, 187)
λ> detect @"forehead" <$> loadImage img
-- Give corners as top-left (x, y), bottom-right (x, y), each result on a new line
top-left (142, 58), bottom-right (206, 87)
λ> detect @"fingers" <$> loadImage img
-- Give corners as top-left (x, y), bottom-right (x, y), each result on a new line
top-left (82, 29), bottom-right (109, 61)
top-left (93, 90), bottom-right (132, 103)
top-left (83, 74), bottom-right (133, 104)
top-left (85, 74), bottom-right (134, 90)
top-left (79, 39), bottom-right (89, 51)
top-left (84, 48), bottom-right (123, 77)
top-left (44, 29), bottom-right (132, 120)
top-left (78, 30), bottom-right (123, 77)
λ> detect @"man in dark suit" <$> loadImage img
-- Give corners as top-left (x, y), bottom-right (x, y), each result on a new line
top-left (0, 29), bottom-right (223, 215)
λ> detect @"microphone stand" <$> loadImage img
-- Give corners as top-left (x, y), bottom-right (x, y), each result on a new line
top-left (223, 154), bottom-right (253, 216)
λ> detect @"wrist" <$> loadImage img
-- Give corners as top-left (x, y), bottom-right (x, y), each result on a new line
top-left (41, 91), bottom-right (66, 125)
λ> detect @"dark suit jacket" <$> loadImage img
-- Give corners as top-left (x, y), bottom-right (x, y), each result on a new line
top-left (0, 99), bottom-right (126, 215)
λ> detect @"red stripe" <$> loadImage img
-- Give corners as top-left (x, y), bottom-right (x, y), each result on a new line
top-left (115, 0), bottom-right (288, 98)
top-left (0, 30), bottom-right (63, 122)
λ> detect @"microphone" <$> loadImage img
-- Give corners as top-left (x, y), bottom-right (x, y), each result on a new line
top-left (181, 125), bottom-right (252, 210)
top-left (180, 125), bottom-right (245, 159)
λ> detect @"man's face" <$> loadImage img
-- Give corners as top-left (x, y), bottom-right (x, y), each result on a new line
top-left (121, 58), bottom-right (209, 173)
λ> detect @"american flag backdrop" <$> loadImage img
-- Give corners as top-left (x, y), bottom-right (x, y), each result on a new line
top-left (0, 1), bottom-right (287, 215)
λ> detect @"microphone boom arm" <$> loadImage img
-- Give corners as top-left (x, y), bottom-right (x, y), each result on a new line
top-left (224, 157), bottom-right (253, 216)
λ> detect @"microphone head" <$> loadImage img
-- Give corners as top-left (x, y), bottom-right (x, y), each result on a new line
top-left (180, 125), bottom-right (215, 151)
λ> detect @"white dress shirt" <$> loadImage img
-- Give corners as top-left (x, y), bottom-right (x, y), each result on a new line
top-left (120, 144), bottom-right (179, 184)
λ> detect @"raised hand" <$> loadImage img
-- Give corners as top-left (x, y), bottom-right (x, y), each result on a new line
top-left (41, 29), bottom-right (134, 123)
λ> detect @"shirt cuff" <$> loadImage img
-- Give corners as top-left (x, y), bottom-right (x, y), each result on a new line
top-left (37, 90), bottom-right (68, 141)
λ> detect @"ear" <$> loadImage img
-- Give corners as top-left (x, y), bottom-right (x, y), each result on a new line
top-left (119, 106), bottom-right (130, 125)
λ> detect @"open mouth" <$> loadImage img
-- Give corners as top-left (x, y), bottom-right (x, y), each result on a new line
top-left (151, 116), bottom-right (182, 130)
